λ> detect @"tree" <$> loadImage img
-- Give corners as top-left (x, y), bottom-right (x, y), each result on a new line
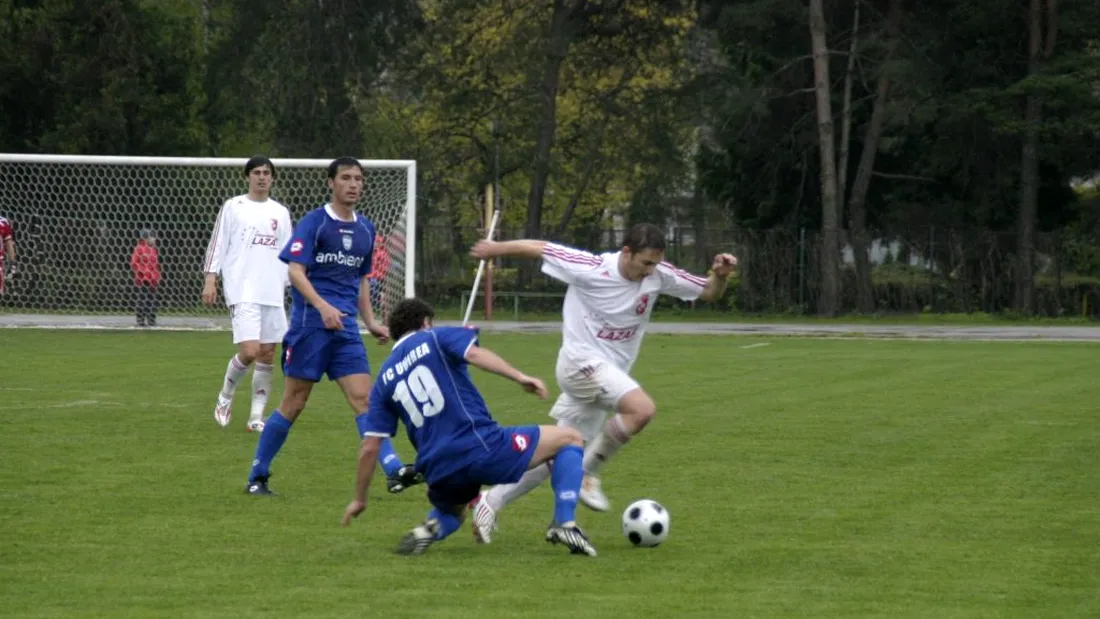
top-left (809, 0), bottom-right (841, 316)
top-left (846, 0), bottom-right (903, 313)
top-left (0, 0), bottom-right (207, 155)
top-left (1015, 0), bottom-right (1058, 312)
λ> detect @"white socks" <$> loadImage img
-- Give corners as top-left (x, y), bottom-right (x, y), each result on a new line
top-left (583, 413), bottom-right (631, 476)
top-left (250, 362), bottom-right (273, 421)
top-left (220, 354), bottom-right (249, 400)
top-left (484, 463), bottom-right (551, 511)
top-left (219, 355), bottom-right (273, 422)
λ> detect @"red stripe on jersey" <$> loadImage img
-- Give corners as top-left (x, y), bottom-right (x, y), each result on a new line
top-left (544, 245), bottom-right (601, 266)
top-left (660, 261), bottom-right (707, 286)
top-left (203, 205), bottom-right (227, 271)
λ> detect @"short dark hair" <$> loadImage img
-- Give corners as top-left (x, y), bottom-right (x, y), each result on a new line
top-left (388, 298), bottom-right (436, 342)
top-left (244, 155), bottom-right (275, 178)
top-left (623, 223), bottom-right (666, 253)
top-left (327, 156), bottom-right (363, 179)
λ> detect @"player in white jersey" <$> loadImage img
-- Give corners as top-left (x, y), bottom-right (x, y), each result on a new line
top-left (202, 156), bottom-right (293, 432)
top-left (466, 223), bottom-right (736, 542)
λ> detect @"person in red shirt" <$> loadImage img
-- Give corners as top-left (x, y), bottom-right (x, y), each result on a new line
top-left (0, 216), bottom-right (16, 296)
top-left (130, 229), bottom-right (161, 327)
top-left (367, 232), bottom-right (394, 313)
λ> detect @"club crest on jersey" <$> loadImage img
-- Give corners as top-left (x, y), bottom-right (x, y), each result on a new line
top-left (342, 233), bottom-right (353, 251)
top-left (270, 218), bottom-right (278, 231)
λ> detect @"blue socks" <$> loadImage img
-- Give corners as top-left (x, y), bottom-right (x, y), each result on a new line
top-left (550, 445), bottom-right (584, 525)
top-left (377, 438), bottom-right (404, 477)
top-left (354, 413), bottom-right (405, 477)
top-left (427, 508), bottom-right (463, 540)
top-left (248, 411), bottom-right (292, 482)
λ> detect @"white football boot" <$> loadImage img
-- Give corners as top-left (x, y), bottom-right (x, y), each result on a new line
top-left (246, 418), bottom-right (265, 433)
top-left (214, 395), bottom-right (232, 428)
top-left (469, 493), bottom-right (498, 544)
top-left (579, 475), bottom-right (610, 512)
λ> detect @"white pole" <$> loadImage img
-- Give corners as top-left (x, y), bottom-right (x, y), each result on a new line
top-left (404, 161), bottom-right (417, 298)
top-left (463, 209), bottom-right (501, 326)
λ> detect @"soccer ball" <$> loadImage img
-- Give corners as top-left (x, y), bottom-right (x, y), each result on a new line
top-left (621, 499), bottom-right (670, 547)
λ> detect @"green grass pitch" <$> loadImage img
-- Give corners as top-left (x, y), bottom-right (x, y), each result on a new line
top-left (2, 330), bottom-right (1098, 618)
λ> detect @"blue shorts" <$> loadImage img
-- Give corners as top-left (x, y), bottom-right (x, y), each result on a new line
top-left (426, 424), bottom-right (541, 511)
top-left (281, 327), bottom-right (370, 382)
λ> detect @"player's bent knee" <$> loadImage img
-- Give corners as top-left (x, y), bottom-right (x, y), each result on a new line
top-left (561, 427), bottom-right (584, 448)
top-left (237, 341), bottom-right (261, 364)
top-left (256, 344), bottom-right (277, 365)
top-left (336, 374), bottom-right (373, 413)
top-left (618, 389), bottom-right (657, 429)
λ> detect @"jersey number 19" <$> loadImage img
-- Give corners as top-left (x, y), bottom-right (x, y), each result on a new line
top-left (392, 366), bottom-right (445, 428)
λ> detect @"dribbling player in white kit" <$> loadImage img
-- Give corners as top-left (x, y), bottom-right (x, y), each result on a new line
top-left (467, 223), bottom-right (736, 543)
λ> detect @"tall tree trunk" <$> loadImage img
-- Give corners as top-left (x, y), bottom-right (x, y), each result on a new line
top-left (525, 0), bottom-right (574, 241)
top-left (837, 0), bottom-right (860, 207)
top-left (848, 0), bottom-right (903, 314)
top-left (810, 0), bottom-right (841, 316)
top-left (1015, 0), bottom-right (1058, 313)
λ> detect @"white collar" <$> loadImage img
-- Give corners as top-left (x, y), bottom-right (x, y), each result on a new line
top-left (391, 331), bottom-right (419, 350)
top-left (324, 203), bottom-right (357, 222)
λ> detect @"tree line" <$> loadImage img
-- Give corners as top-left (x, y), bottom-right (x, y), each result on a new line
top-left (1, 0), bottom-right (1098, 315)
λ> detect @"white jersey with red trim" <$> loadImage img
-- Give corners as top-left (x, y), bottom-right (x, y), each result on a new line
top-left (203, 195), bottom-right (292, 307)
top-left (540, 242), bottom-right (707, 372)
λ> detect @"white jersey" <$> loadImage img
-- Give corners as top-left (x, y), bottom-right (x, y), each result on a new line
top-left (203, 194), bottom-right (292, 307)
top-left (541, 242), bottom-right (707, 372)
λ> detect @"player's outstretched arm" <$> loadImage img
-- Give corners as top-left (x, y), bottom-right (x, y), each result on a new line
top-left (465, 346), bottom-right (548, 399)
top-left (342, 435), bottom-right (382, 526)
top-left (698, 253), bottom-right (738, 302)
top-left (470, 239), bottom-right (548, 261)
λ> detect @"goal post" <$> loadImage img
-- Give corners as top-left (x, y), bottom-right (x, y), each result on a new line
top-left (0, 154), bottom-right (416, 329)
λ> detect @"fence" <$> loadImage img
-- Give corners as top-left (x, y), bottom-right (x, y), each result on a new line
top-left (416, 224), bottom-right (1100, 317)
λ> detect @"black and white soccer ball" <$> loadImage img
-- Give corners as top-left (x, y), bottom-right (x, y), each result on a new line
top-left (622, 499), bottom-right (670, 547)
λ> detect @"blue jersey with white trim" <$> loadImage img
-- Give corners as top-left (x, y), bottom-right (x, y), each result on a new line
top-left (362, 327), bottom-right (498, 481)
top-left (279, 205), bottom-right (374, 330)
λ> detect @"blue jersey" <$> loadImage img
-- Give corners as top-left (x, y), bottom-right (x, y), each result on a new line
top-left (362, 327), bottom-right (500, 483)
top-left (279, 204), bottom-right (375, 331)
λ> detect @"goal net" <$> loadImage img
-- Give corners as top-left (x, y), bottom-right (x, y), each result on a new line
top-left (0, 154), bottom-right (416, 330)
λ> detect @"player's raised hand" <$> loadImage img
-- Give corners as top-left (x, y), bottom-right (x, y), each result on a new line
top-left (470, 240), bottom-right (498, 260)
top-left (341, 499), bottom-right (366, 527)
top-left (517, 374), bottom-right (548, 399)
top-left (320, 303), bottom-right (346, 330)
top-left (712, 253), bottom-right (738, 278)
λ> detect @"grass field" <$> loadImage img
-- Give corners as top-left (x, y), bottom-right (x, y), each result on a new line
top-left (2, 330), bottom-right (1099, 618)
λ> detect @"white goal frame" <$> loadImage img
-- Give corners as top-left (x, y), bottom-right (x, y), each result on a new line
top-left (0, 154), bottom-right (416, 330)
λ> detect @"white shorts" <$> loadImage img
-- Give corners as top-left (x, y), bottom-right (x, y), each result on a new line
top-left (549, 356), bottom-right (640, 443)
top-left (230, 303), bottom-right (288, 344)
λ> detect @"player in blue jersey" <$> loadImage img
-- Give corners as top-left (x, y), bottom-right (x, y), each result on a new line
top-left (244, 157), bottom-right (421, 496)
top-left (341, 298), bottom-right (598, 557)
